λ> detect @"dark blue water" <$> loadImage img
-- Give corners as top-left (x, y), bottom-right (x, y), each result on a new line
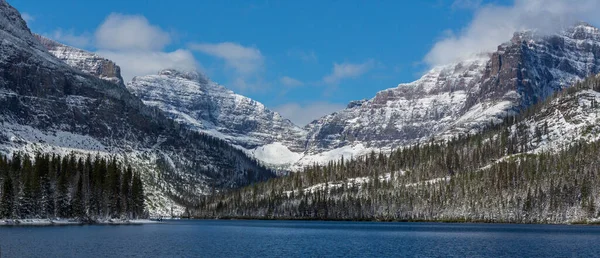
top-left (1, 220), bottom-right (600, 257)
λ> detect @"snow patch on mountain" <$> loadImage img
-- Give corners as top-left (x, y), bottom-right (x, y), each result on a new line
top-left (292, 143), bottom-right (378, 170)
top-left (248, 142), bottom-right (302, 166)
top-left (304, 55), bottom-right (490, 155)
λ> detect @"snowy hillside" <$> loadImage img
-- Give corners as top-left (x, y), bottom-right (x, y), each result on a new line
top-left (508, 84), bottom-right (600, 154)
top-left (127, 70), bottom-right (307, 151)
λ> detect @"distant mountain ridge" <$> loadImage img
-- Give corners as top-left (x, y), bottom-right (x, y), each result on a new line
top-left (25, 0), bottom-right (600, 175)
top-left (65, 22), bottom-right (600, 172)
top-left (304, 22), bottom-right (600, 157)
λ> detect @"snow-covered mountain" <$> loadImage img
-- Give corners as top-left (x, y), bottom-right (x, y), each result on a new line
top-left (28, 0), bottom-right (600, 175)
top-left (305, 55), bottom-right (490, 154)
top-left (117, 23), bottom-right (600, 171)
top-left (304, 22), bottom-right (600, 159)
top-left (127, 70), bottom-right (307, 169)
top-left (0, 0), bottom-right (274, 216)
top-left (34, 34), bottom-right (125, 86)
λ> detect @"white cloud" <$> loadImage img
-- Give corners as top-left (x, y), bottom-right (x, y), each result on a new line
top-left (189, 42), bottom-right (263, 75)
top-left (189, 42), bottom-right (264, 90)
top-left (323, 60), bottom-right (375, 84)
top-left (48, 29), bottom-right (92, 48)
top-left (95, 13), bottom-right (171, 51)
top-left (273, 102), bottom-right (346, 126)
top-left (45, 13), bottom-right (198, 82)
top-left (92, 14), bottom-right (195, 81)
top-left (426, 0), bottom-right (600, 66)
top-left (280, 76), bottom-right (303, 87)
top-left (21, 12), bottom-right (34, 23)
top-left (97, 49), bottom-right (198, 82)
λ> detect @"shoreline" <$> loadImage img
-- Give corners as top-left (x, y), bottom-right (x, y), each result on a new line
top-left (4, 217), bottom-right (600, 226)
top-left (190, 216), bottom-right (600, 226)
top-left (0, 219), bottom-right (160, 227)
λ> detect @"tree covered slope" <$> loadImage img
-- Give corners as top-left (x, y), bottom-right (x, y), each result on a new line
top-left (193, 76), bottom-right (600, 224)
top-left (0, 153), bottom-right (146, 221)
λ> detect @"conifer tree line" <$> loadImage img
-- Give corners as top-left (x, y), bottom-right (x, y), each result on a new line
top-left (0, 153), bottom-right (146, 220)
top-left (192, 75), bottom-right (600, 224)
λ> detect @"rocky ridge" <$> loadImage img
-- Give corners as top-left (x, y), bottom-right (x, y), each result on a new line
top-left (304, 22), bottom-right (600, 159)
top-left (34, 34), bottom-right (125, 86)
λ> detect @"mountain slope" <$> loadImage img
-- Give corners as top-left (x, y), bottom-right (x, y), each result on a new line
top-left (305, 55), bottom-right (490, 154)
top-left (0, 0), bottom-right (274, 216)
top-left (305, 23), bottom-right (600, 161)
top-left (127, 70), bottom-right (307, 168)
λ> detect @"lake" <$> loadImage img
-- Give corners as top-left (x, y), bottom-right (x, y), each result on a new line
top-left (1, 220), bottom-right (600, 257)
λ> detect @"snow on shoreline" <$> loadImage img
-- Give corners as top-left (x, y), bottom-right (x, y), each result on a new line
top-left (0, 219), bottom-right (160, 226)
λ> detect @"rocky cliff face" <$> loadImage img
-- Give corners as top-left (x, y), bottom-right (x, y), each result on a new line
top-left (0, 0), bottom-right (274, 215)
top-left (305, 23), bottom-right (600, 158)
top-left (34, 34), bottom-right (125, 86)
top-left (469, 23), bottom-right (600, 111)
top-left (304, 56), bottom-right (489, 154)
top-left (127, 70), bottom-right (307, 151)
top-left (127, 70), bottom-right (307, 169)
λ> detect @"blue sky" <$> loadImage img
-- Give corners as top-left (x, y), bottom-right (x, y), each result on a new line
top-left (11, 0), bottom-right (599, 125)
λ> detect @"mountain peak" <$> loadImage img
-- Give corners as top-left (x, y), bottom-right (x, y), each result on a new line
top-left (564, 22), bottom-right (600, 40)
top-left (0, 0), bottom-right (31, 38)
top-left (347, 99), bottom-right (368, 109)
top-left (508, 22), bottom-right (600, 44)
top-left (34, 34), bottom-right (125, 86)
top-left (572, 21), bottom-right (597, 30)
top-left (158, 69), bottom-right (207, 82)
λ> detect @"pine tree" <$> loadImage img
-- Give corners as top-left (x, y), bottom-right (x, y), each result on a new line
top-left (121, 166), bottom-right (133, 217)
top-left (0, 174), bottom-right (14, 218)
top-left (71, 172), bottom-right (86, 219)
top-left (131, 172), bottom-right (145, 218)
top-left (19, 156), bottom-right (37, 218)
top-left (56, 156), bottom-right (71, 218)
top-left (106, 158), bottom-right (121, 218)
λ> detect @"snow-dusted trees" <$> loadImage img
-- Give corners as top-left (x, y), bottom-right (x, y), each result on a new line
top-left (0, 153), bottom-right (146, 220)
top-left (194, 136), bottom-right (600, 223)
top-left (192, 76), bottom-right (600, 223)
